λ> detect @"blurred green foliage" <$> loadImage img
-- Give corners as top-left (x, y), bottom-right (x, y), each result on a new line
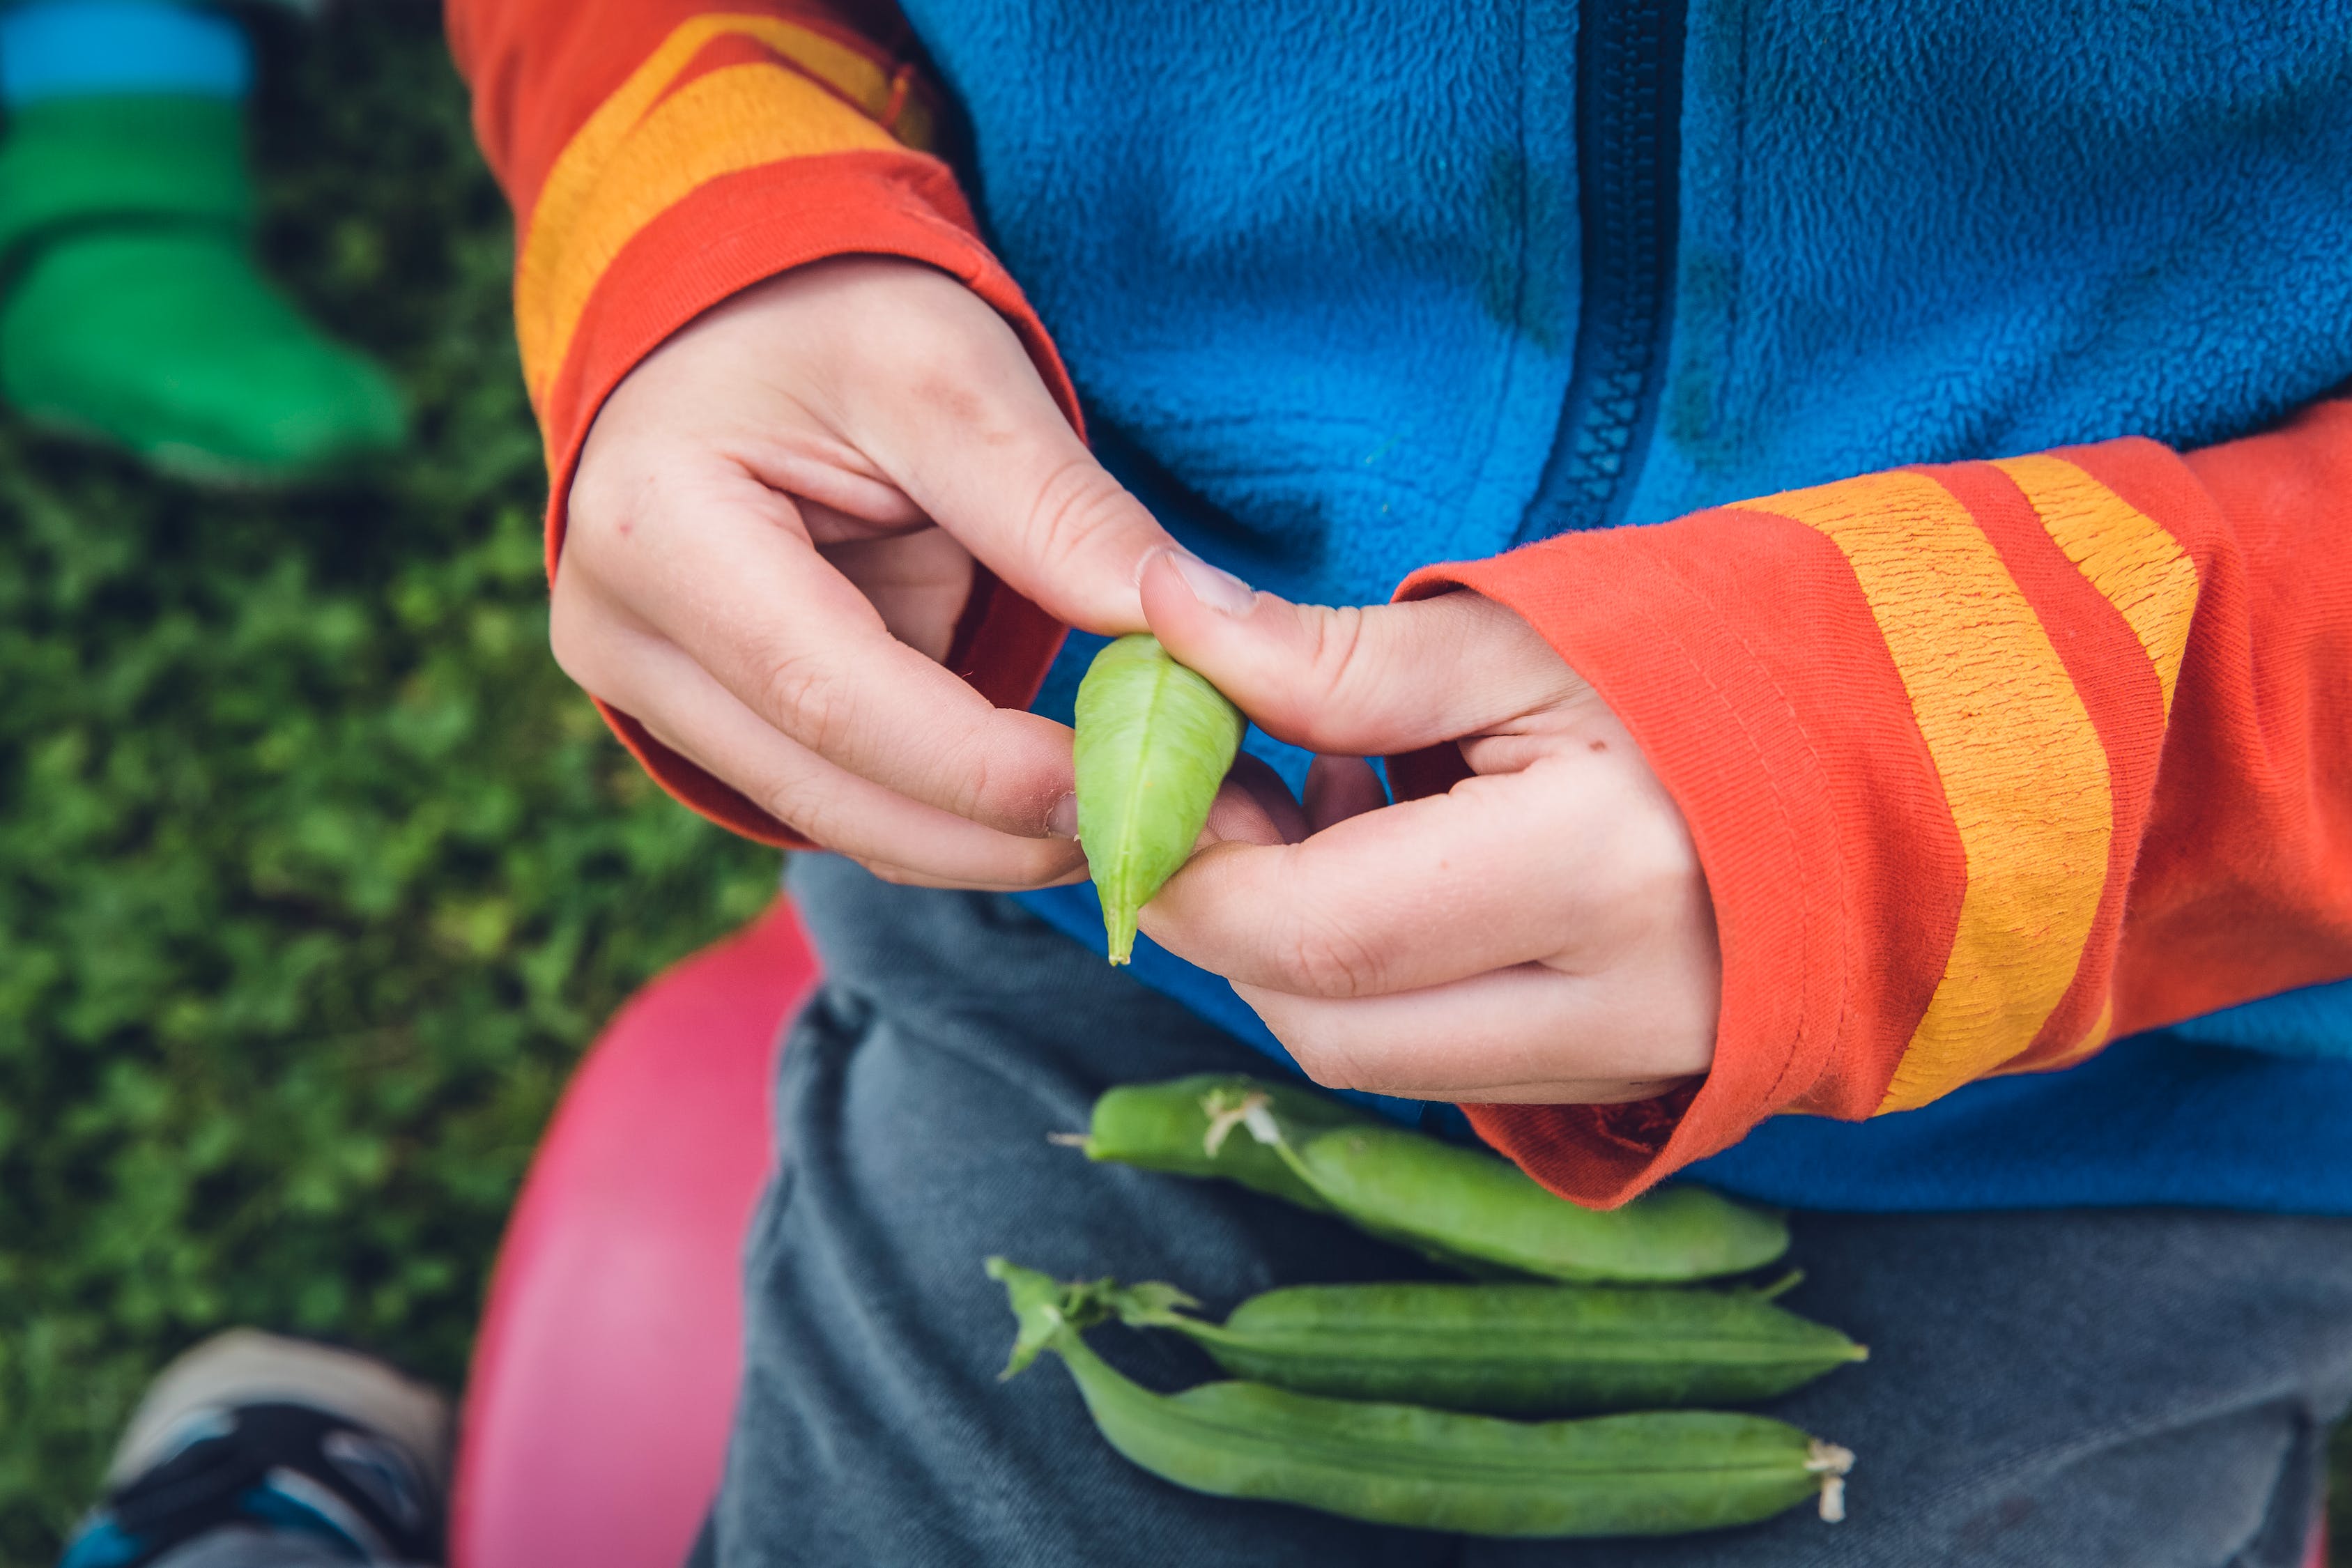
top-left (0, 5), bottom-right (2343, 1565)
top-left (0, 7), bottom-right (774, 1556)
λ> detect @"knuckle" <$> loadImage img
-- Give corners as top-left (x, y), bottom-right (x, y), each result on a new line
top-left (1295, 606), bottom-right (1372, 730)
top-left (1275, 907), bottom-right (1388, 998)
top-left (940, 732), bottom-right (1004, 824)
top-left (1654, 989), bottom-right (1722, 1080)
top-left (545, 586), bottom-right (639, 709)
top-left (885, 322), bottom-right (1006, 429)
top-left (909, 312), bottom-right (1001, 388)
top-left (759, 776), bottom-right (845, 850)
top-left (756, 645), bottom-right (852, 753)
top-left (1286, 1033), bottom-right (1371, 1095)
top-left (563, 451), bottom-right (652, 556)
top-left (546, 592), bottom-right (599, 690)
top-left (1612, 821), bottom-right (1705, 914)
top-left (1027, 456), bottom-right (1142, 576)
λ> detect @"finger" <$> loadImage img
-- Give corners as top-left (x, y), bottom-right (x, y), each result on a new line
top-left (1146, 760), bottom-right (1702, 996)
top-left (567, 466), bottom-right (1079, 837)
top-left (844, 850), bottom-right (1091, 893)
top-left (841, 277), bottom-right (1181, 633)
top-left (1139, 552), bottom-right (1583, 755)
top-left (1201, 752), bottom-right (1307, 848)
top-left (1304, 754), bottom-right (1385, 833)
top-left (554, 600), bottom-right (1086, 889)
top-left (819, 527), bottom-right (974, 663)
top-left (1232, 963), bottom-right (1713, 1103)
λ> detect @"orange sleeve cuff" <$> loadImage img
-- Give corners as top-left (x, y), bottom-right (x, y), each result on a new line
top-left (459, 10), bottom-right (1071, 847)
top-left (1399, 406), bottom-right (2352, 1206)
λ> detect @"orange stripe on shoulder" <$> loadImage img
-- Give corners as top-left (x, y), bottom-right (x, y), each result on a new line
top-left (515, 15), bottom-right (934, 411)
top-left (1729, 470), bottom-right (2113, 1113)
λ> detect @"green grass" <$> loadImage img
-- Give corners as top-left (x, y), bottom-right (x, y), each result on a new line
top-left (0, 9), bottom-right (774, 1558)
top-left (0, 6), bottom-right (2344, 1564)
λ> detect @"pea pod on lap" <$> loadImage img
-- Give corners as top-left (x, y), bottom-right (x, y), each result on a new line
top-left (990, 1259), bottom-right (1854, 1537)
top-left (1073, 1075), bottom-right (1790, 1284)
top-left (1107, 1277), bottom-right (1868, 1415)
top-left (1261, 1116), bottom-right (1792, 1284)
top-left (1068, 1073), bottom-right (1377, 1214)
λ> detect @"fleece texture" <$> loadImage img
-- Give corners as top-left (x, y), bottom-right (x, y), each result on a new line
top-left (948, 0), bottom-right (2352, 1208)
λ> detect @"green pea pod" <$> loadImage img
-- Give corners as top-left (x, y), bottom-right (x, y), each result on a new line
top-left (1240, 1099), bottom-right (1790, 1284)
top-left (1105, 1277), bottom-right (1867, 1415)
top-left (1067, 1073), bottom-right (1383, 1213)
top-left (989, 1259), bottom-right (1854, 1537)
top-left (1073, 634), bottom-right (1244, 964)
top-left (1063, 1076), bottom-right (1524, 1276)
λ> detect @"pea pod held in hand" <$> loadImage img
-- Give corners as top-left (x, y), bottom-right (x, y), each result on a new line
top-left (1103, 1276), bottom-right (1868, 1415)
top-left (1073, 634), bottom-right (1244, 964)
top-left (1240, 1097), bottom-right (1790, 1283)
top-left (989, 1259), bottom-right (1855, 1536)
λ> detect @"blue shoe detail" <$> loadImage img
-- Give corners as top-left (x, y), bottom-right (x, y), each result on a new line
top-left (57, 1517), bottom-right (148, 1568)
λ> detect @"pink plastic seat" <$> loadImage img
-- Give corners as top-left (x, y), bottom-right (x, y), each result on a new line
top-left (449, 900), bottom-right (818, 1568)
top-left (447, 896), bottom-right (2333, 1568)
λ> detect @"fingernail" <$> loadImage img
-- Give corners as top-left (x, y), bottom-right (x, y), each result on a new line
top-left (1045, 792), bottom-right (1079, 840)
top-left (1166, 550), bottom-right (1257, 617)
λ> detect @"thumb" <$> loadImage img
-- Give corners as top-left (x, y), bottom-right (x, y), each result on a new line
top-left (1139, 551), bottom-right (1581, 755)
top-left (850, 293), bottom-right (1177, 634)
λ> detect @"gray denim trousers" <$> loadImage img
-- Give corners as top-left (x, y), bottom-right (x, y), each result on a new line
top-left (686, 853), bottom-right (2352, 1567)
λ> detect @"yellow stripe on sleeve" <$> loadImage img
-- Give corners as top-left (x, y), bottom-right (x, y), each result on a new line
top-left (516, 16), bottom-right (931, 408)
top-left (1994, 992), bottom-right (2114, 1077)
top-left (1733, 472), bottom-right (2114, 1113)
top-left (1991, 454), bottom-right (2199, 714)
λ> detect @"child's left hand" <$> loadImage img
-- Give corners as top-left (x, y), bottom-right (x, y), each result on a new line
top-left (1135, 551), bottom-right (1719, 1106)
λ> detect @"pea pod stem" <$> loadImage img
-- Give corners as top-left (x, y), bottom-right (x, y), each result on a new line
top-left (989, 1259), bottom-right (1855, 1535)
top-left (1063, 1074), bottom-right (1379, 1215)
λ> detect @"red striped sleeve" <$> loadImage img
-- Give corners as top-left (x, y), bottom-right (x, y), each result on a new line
top-left (1400, 402), bottom-right (2352, 1206)
top-left (447, 0), bottom-right (1067, 846)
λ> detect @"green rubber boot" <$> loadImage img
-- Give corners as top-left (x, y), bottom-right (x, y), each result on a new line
top-left (0, 95), bottom-right (406, 486)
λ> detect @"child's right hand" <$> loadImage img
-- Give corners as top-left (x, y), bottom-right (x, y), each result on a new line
top-left (555, 258), bottom-right (1181, 889)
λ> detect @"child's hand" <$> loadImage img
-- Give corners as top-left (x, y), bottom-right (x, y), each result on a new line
top-left (557, 259), bottom-right (1179, 889)
top-left (1135, 553), bottom-right (1720, 1105)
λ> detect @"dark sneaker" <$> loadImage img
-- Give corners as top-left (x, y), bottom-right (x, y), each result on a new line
top-left (60, 1330), bottom-right (449, 1568)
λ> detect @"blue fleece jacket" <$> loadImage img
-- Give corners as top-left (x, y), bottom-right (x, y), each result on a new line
top-left (882, 0), bottom-right (2352, 1212)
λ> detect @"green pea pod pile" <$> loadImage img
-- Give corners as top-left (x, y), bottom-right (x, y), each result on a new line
top-left (1100, 1275), bottom-right (1867, 1415)
top-left (1072, 634), bottom-right (1244, 964)
top-left (990, 1259), bottom-right (1854, 1537)
top-left (1021, 1073), bottom-right (1865, 1533)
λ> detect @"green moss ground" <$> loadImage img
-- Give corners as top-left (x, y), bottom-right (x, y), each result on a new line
top-left (0, 9), bottom-right (774, 1557)
top-left (0, 6), bottom-right (2341, 1562)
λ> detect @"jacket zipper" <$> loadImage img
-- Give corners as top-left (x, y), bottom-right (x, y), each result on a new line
top-left (1516, 0), bottom-right (1689, 543)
